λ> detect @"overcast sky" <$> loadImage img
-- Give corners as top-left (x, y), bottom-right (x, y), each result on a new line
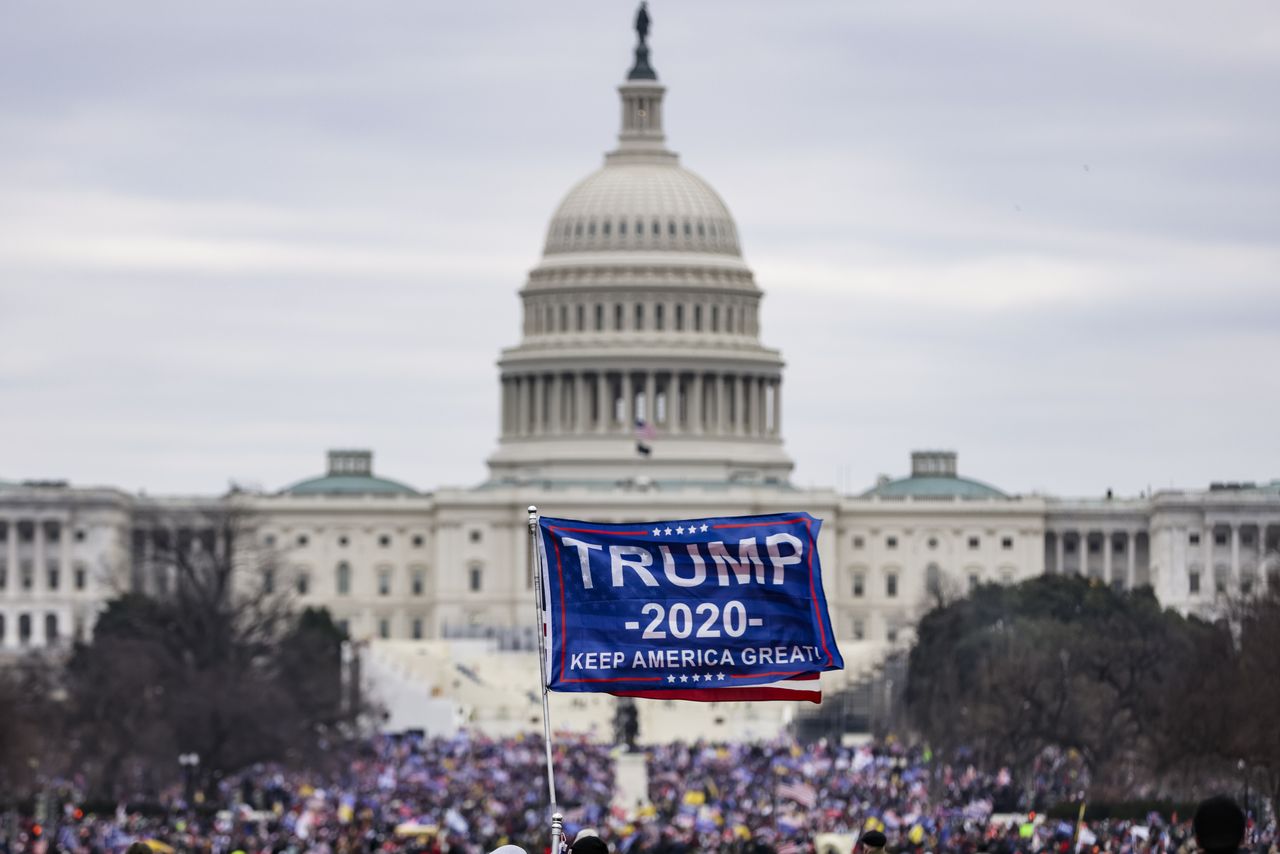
top-left (2, 1), bottom-right (1277, 498)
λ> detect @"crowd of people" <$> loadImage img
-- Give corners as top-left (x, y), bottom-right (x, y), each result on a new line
top-left (0, 734), bottom-right (1274, 854)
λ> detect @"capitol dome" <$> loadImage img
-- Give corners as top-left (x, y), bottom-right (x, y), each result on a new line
top-left (486, 4), bottom-right (792, 487)
top-left (543, 164), bottom-right (741, 256)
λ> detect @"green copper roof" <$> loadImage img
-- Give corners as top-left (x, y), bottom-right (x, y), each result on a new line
top-left (282, 474), bottom-right (418, 496)
top-left (863, 475), bottom-right (1007, 500)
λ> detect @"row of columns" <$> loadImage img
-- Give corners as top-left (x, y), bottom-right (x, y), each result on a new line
top-left (1046, 530), bottom-right (1147, 588)
top-left (0, 609), bottom-right (66, 649)
top-left (525, 296), bottom-right (759, 338)
top-left (1198, 521), bottom-right (1277, 591)
top-left (501, 371), bottom-right (782, 440)
top-left (1, 517), bottom-right (71, 598)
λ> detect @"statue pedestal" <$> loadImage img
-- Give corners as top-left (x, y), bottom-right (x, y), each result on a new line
top-left (611, 750), bottom-right (650, 813)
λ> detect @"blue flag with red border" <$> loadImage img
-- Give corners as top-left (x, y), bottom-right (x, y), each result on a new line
top-left (536, 512), bottom-right (843, 702)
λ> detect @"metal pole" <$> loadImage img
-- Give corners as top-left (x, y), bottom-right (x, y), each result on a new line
top-left (528, 505), bottom-right (563, 854)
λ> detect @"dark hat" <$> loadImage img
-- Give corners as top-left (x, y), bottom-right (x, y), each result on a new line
top-left (862, 830), bottom-right (888, 849)
top-left (571, 837), bottom-right (609, 854)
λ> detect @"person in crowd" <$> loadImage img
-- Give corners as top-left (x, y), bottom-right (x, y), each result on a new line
top-left (1194, 796), bottom-right (1246, 854)
top-left (861, 829), bottom-right (888, 854)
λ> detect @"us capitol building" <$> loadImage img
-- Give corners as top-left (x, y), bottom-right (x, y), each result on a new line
top-left (2, 11), bottom-right (1278, 715)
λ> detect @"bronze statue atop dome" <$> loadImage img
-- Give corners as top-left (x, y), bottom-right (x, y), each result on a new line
top-left (627, 2), bottom-right (657, 80)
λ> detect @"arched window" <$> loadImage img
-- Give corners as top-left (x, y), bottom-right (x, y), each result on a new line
top-left (619, 220), bottom-right (627, 236)
top-left (18, 613), bottom-right (31, 644)
top-left (614, 304), bottom-right (624, 330)
top-left (668, 220), bottom-right (676, 236)
top-left (634, 303), bottom-right (644, 330)
top-left (469, 563), bottom-right (483, 592)
top-left (45, 613), bottom-right (58, 642)
top-left (602, 220), bottom-right (611, 236)
top-left (295, 569), bottom-right (310, 596)
top-left (336, 562), bottom-right (351, 596)
top-left (652, 219), bottom-right (660, 236)
top-left (636, 219), bottom-right (644, 237)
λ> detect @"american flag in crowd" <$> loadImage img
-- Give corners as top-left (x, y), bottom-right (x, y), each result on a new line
top-left (634, 418), bottom-right (656, 455)
top-left (777, 781), bottom-right (818, 810)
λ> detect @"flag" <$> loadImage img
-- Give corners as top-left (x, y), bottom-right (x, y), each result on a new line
top-left (635, 419), bottom-right (656, 456)
top-left (535, 512), bottom-right (844, 704)
top-left (777, 781), bottom-right (818, 810)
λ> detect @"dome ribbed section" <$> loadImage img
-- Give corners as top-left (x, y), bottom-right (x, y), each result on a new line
top-left (544, 164), bottom-right (741, 256)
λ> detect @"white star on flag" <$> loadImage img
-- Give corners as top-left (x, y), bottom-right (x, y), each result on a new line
top-left (664, 527), bottom-right (672, 535)
top-left (717, 673), bottom-right (726, 680)
top-left (652, 527), bottom-right (661, 536)
top-left (667, 675), bottom-right (676, 683)
top-left (690, 674), bottom-right (700, 682)
top-left (679, 675), bottom-right (688, 683)
top-left (699, 523), bottom-right (709, 532)
top-left (676, 526), bottom-right (684, 534)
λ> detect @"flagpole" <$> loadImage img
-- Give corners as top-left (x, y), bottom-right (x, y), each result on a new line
top-left (528, 505), bottom-right (564, 854)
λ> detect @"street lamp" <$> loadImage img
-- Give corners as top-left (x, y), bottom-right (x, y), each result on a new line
top-left (178, 752), bottom-right (200, 805)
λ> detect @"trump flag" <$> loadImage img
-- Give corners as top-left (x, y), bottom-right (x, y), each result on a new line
top-left (536, 512), bottom-right (844, 703)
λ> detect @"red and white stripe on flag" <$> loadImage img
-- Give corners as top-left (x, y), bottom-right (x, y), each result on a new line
top-left (777, 780), bottom-right (819, 810)
top-left (609, 672), bottom-right (822, 704)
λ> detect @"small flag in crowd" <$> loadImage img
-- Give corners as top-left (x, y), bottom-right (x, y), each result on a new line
top-left (777, 781), bottom-right (818, 810)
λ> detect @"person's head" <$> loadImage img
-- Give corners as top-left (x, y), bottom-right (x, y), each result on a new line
top-left (126, 845), bottom-right (154, 854)
top-left (571, 837), bottom-right (609, 854)
top-left (862, 829), bottom-right (888, 853)
top-left (1193, 796), bottom-right (1245, 854)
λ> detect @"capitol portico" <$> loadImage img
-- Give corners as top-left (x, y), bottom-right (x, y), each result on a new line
top-left (2, 5), bottom-right (1278, 733)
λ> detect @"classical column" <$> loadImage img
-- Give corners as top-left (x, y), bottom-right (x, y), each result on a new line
top-left (735, 375), bottom-right (746, 434)
top-left (752, 376), bottom-right (762, 437)
top-left (596, 372), bottom-right (608, 433)
top-left (1126, 531), bottom-right (1137, 588)
top-left (549, 374), bottom-right (562, 434)
top-left (533, 375), bottom-right (546, 435)
top-left (1055, 531), bottom-right (1064, 575)
top-left (772, 378), bottom-right (782, 436)
top-left (1103, 531), bottom-right (1114, 585)
top-left (33, 518), bottom-right (45, 595)
top-left (691, 372), bottom-right (704, 435)
top-left (667, 374), bottom-right (681, 435)
top-left (715, 374), bottom-right (727, 435)
top-left (621, 371), bottom-right (634, 429)
top-left (1230, 524), bottom-right (1241, 589)
top-left (575, 372), bottom-right (588, 433)
top-left (644, 371), bottom-right (657, 425)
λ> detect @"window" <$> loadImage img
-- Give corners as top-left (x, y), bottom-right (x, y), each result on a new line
top-left (886, 573), bottom-right (898, 598)
top-left (886, 536), bottom-right (898, 550)
top-left (1001, 537), bottom-right (1013, 550)
top-left (264, 534), bottom-right (276, 547)
top-left (619, 220), bottom-right (627, 236)
top-left (635, 303), bottom-right (644, 329)
top-left (853, 572), bottom-right (865, 597)
top-left (379, 534), bottom-right (391, 547)
top-left (1065, 541), bottom-right (1076, 554)
top-left (576, 304), bottom-right (585, 331)
top-left (263, 568), bottom-right (276, 594)
top-left (1189, 572), bottom-right (1200, 594)
top-left (75, 529), bottom-right (86, 542)
top-left (655, 304), bottom-right (664, 330)
top-left (925, 564), bottom-right (942, 597)
top-left (1241, 577), bottom-right (1254, 596)
top-left (378, 569), bottom-right (391, 596)
top-left (927, 537), bottom-right (938, 549)
top-left (338, 535), bottom-right (349, 547)
top-left (47, 563), bottom-right (59, 591)
top-left (296, 571), bottom-right (310, 596)
top-left (968, 573), bottom-right (980, 591)
top-left (45, 613), bottom-right (58, 642)
top-left (74, 564), bottom-right (86, 591)
top-left (0, 614), bottom-right (4, 643)
top-left (694, 305), bottom-right (702, 331)
top-left (588, 221), bottom-right (596, 236)
top-left (853, 536), bottom-right (864, 549)
top-left (1088, 539), bottom-right (1100, 554)
top-left (469, 530), bottom-right (482, 544)
top-left (615, 304), bottom-right (624, 330)
top-left (652, 219), bottom-right (660, 236)
top-left (0, 562), bottom-right (6, 590)
top-left (1242, 531), bottom-right (1254, 546)
top-left (887, 626), bottom-right (899, 643)
top-left (336, 562), bottom-right (351, 595)
top-left (602, 220), bottom-right (611, 236)
top-left (1113, 538), bottom-right (1125, 553)
top-left (411, 618), bottom-right (424, 640)
top-left (711, 305), bottom-right (719, 332)
top-left (1189, 532), bottom-right (1201, 545)
top-left (968, 536), bottom-right (980, 550)
top-left (469, 565), bottom-right (483, 592)
top-left (412, 570), bottom-right (425, 596)
top-left (683, 221), bottom-right (691, 237)
top-left (675, 305), bottom-right (684, 330)
top-left (1214, 532), bottom-right (1227, 546)
top-left (378, 618), bottom-right (390, 639)
top-left (596, 304), bottom-right (604, 331)
top-left (21, 563), bottom-right (33, 591)
top-left (18, 614), bottom-right (31, 645)
top-left (852, 618), bottom-right (865, 641)
top-left (296, 534), bottom-right (309, 547)
top-left (337, 618), bottom-right (350, 636)
top-left (559, 305), bottom-right (568, 330)
top-left (668, 220), bottom-right (676, 236)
